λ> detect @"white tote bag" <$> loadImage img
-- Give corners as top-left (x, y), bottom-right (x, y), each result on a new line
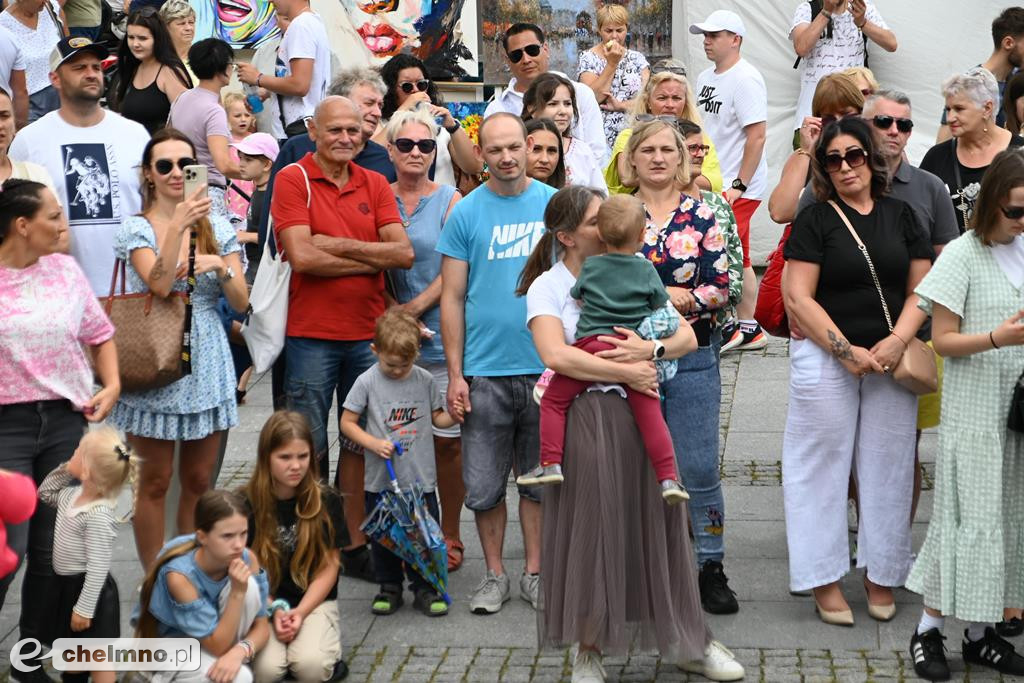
top-left (241, 163), bottom-right (309, 374)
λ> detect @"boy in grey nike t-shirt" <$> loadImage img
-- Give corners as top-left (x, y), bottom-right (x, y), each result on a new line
top-left (341, 309), bottom-right (458, 616)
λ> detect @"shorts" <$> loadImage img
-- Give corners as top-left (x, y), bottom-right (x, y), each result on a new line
top-left (730, 197), bottom-right (761, 268)
top-left (916, 341), bottom-right (944, 430)
top-left (461, 374), bottom-right (541, 510)
top-left (419, 361), bottom-right (460, 438)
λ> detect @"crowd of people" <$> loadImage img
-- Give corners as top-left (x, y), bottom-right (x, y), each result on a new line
top-left (1, 1), bottom-right (1024, 682)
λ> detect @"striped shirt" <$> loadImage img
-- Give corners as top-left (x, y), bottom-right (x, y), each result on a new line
top-left (38, 465), bottom-right (119, 619)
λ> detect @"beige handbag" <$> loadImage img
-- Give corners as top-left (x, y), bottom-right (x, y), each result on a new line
top-left (828, 200), bottom-right (938, 395)
top-left (100, 231), bottom-right (196, 393)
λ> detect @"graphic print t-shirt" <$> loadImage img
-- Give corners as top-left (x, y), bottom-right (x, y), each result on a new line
top-left (435, 179), bottom-right (555, 376)
top-left (694, 58), bottom-right (769, 200)
top-left (343, 365), bottom-right (444, 493)
top-left (9, 110), bottom-right (150, 294)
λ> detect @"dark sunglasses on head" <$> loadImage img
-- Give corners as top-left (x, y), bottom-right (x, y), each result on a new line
top-left (823, 148), bottom-right (868, 173)
top-left (398, 79), bottom-right (430, 94)
top-left (686, 143), bottom-right (710, 154)
top-left (1001, 205), bottom-right (1024, 220)
top-left (394, 138), bottom-right (437, 154)
top-left (507, 43), bottom-right (542, 63)
top-left (153, 157), bottom-right (196, 175)
top-left (871, 115), bottom-right (914, 133)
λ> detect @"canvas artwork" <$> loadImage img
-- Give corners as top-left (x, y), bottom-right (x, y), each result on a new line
top-left (192, 0), bottom-right (279, 48)
top-left (480, 0), bottom-right (671, 85)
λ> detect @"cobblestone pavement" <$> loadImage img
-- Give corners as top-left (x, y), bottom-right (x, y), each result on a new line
top-left (1, 336), bottom-right (1020, 682)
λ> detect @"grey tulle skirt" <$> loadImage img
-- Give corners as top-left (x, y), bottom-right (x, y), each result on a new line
top-left (537, 391), bottom-right (711, 661)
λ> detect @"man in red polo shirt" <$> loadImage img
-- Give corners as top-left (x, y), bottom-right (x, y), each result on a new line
top-left (272, 95), bottom-right (413, 577)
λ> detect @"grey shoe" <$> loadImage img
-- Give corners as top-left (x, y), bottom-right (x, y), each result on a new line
top-left (469, 570), bottom-right (510, 614)
top-left (520, 571), bottom-right (540, 609)
top-left (516, 463), bottom-right (564, 486)
top-left (661, 479), bottom-right (690, 505)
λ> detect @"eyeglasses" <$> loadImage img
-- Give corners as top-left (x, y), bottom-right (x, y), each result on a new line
top-left (507, 43), bottom-right (542, 63)
top-left (393, 138), bottom-right (437, 154)
top-left (861, 88), bottom-right (874, 97)
top-left (1001, 205), bottom-right (1024, 220)
top-left (686, 143), bottom-right (710, 155)
top-left (823, 148), bottom-right (868, 173)
top-left (398, 79), bottom-right (430, 95)
top-left (871, 115), bottom-right (914, 133)
top-left (153, 157), bottom-right (196, 175)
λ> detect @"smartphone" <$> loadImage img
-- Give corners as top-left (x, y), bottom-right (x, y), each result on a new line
top-left (183, 164), bottom-right (208, 200)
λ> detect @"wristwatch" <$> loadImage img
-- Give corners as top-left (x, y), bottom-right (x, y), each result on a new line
top-left (444, 120), bottom-right (461, 134)
top-left (651, 339), bottom-right (666, 360)
top-left (730, 178), bottom-right (747, 193)
top-left (219, 266), bottom-right (235, 283)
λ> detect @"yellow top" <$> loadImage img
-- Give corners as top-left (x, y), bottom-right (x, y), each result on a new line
top-left (604, 127), bottom-right (723, 195)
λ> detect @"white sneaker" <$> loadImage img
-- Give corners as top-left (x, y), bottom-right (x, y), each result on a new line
top-left (571, 649), bottom-right (606, 683)
top-left (469, 570), bottom-right (510, 614)
top-left (678, 640), bottom-right (745, 681)
top-left (519, 571), bottom-right (540, 609)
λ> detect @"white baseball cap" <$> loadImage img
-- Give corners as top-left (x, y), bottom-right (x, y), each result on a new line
top-left (689, 9), bottom-right (746, 38)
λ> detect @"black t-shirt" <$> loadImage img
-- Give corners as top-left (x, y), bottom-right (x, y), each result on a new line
top-left (246, 488), bottom-right (348, 607)
top-left (919, 134), bottom-right (1024, 233)
top-left (784, 197), bottom-right (934, 349)
top-left (245, 187), bottom-right (266, 275)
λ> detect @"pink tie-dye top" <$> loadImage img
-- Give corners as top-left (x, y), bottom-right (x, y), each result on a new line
top-left (0, 254), bottom-right (115, 408)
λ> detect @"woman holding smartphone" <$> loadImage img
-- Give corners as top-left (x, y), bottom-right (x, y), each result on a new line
top-left (109, 128), bottom-right (249, 570)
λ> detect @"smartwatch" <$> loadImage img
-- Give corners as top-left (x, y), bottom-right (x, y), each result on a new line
top-left (730, 178), bottom-right (747, 193)
top-left (651, 339), bottom-right (666, 360)
top-left (444, 120), bottom-right (461, 134)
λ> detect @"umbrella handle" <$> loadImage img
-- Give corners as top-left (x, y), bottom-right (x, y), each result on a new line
top-left (385, 458), bottom-right (398, 485)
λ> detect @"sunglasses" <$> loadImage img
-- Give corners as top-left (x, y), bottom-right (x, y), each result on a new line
top-left (871, 115), bottom-right (914, 133)
top-left (507, 43), bottom-right (542, 63)
top-left (153, 157), bottom-right (196, 175)
top-left (394, 138), bottom-right (437, 154)
top-left (636, 113), bottom-right (680, 128)
top-left (1001, 205), bottom-right (1024, 220)
top-left (398, 79), bottom-right (430, 94)
top-left (823, 148), bottom-right (868, 173)
top-left (686, 143), bottom-right (710, 155)
top-left (861, 88), bottom-right (874, 97)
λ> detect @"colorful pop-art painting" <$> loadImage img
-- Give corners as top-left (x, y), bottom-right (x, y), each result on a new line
top-left (192, 0), bottom-right (279, 48)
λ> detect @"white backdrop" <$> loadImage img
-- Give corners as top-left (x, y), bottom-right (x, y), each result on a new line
top-left (670, 0), bottom-right (1005, 261)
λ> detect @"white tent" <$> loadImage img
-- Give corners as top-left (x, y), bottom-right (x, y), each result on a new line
top-left (671, 1), bottom-right (1005, 261)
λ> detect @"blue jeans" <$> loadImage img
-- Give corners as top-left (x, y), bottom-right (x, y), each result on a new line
top-left (28, 86), bottom-right (60, 123)
top-left (661, 344), bottom-right (724, 566)
top-left (284, 336), bottom-right (374, 483)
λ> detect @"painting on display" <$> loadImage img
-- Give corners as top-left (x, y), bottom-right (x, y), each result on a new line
top-left (480, 0), bottom-right (671, 84)
top-left (193, 0), bottom-right (480, 79)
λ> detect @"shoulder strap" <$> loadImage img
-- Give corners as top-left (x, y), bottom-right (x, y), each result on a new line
top-left (793, 0), bottom-right (826, 69)
top-left (267, 161), bottom-right (311, 259)
top-left (827, 199), bottom-right (894, 331)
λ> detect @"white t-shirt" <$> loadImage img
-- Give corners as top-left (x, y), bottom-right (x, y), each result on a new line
top-left (10, 110), bottom-right (151, 294)
top-left (789, 0), bottom-right (887, 128)
top-left (564, 137), bottom-right (608, 195)
top-left (992, 234), bottom-right (1024, 290)
top-left (275, 11), bottom-right (331, 133)
top-left (694, 58), bottom-right (768, 200)
top-left (0, 3), bottom-right (59, 95)
top-left (0, 25), bottom-right (25, 98)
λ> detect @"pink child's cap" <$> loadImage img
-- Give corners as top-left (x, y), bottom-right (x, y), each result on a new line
top-left (231, 132), bottom-right (280, 163)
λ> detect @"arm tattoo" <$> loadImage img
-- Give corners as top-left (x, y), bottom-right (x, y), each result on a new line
top-left (827, 330), bottom-right (854, 361)
top-left (149, 259), bottom-right (166, 282)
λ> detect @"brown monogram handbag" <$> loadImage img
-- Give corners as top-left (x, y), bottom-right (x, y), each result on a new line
top-left (100, 230), bottom-right (196, 393)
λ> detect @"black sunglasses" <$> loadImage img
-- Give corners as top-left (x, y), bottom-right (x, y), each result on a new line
top-left (507, 43), bottom-right (542, 64)
top-left (394, 138), bottom-right (437, 154)
top-left (823, 148), bottom-right (868, 173)
top-left (399, 79), bottom-right (430, 94)
top-left (871, 115), bottom-right (914, 133)
top-left (1001, 205), bottom-right (1024, 220)
top-left (153, 157), bottom-right (196, 175)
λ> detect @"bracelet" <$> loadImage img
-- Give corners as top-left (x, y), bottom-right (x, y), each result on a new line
top-left (256, 73), bottom-right (263, 88)
top-left (890, 331), bottom-right (908, 347)
top-left (794, 149), bottom-right (811, 158)
top-left (991, 330), bottom-right (1001, 349)
top-left (269, 598), bottom-right (291, 615)
top-left (444, 120), bottom-right (460, 134)
top-left (820, 9), bottom-right (832, 20)
top-left (237, 639), bottom-right (254, 663)
top-left (855, 19), bottom-right (866, 28)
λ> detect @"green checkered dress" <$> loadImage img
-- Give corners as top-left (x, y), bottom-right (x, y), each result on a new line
top-left (906, 231), bottom-right (1024, 621)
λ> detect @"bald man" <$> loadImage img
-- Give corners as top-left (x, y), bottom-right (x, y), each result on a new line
top-left (271, 95), bottom-right (414, 574)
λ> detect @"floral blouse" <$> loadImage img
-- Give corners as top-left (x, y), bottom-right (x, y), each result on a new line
top-left (639, 193), bottom-right (729, 322)
top-left (577, 48), bottom-right (649, 150)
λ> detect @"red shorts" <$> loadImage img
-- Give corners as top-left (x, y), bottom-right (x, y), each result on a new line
top-left (729, 197), bottom-right (761, 269)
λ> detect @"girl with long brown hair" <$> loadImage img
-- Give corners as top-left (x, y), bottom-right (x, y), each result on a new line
top-left (243, 411), bottom-right (346, 682)
top-left (136, 489), bottom-right (269, 683)
top-left (108, 128), bottom-right (248, 570)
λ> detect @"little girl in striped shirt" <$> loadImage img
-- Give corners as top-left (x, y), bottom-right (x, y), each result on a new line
top-left (38, 427), bottom-right (139, 683)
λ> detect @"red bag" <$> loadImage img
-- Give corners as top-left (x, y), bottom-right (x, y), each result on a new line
top-left (754, 223), bottom-right (792, 338)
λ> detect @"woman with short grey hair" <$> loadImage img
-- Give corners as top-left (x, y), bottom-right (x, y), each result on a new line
top-left (921, 67), bottom-right (1024, 232)
top-left (159, 0), bottom-right (197, 82)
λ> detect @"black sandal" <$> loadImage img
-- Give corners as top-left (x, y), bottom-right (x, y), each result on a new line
top-left (341, 544), bottom-right (376, 583)
top-left (412, 588), bottom-right (449, 617)
top-left (371, 584), bottom-right (403, 615)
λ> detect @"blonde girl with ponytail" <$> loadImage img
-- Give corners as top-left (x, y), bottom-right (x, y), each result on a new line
top-left (37, 427), bottom-right (142, 683)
